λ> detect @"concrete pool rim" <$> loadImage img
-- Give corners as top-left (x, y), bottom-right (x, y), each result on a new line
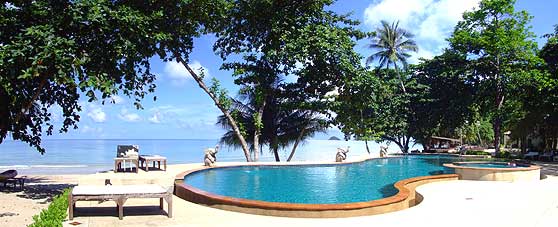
top-left (174, 157), bottom-right (459, 217)
top-left (443, 161), bottom-right (541, 171)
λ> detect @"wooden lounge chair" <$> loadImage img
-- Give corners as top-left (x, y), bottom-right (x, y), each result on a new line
top-left (0, 170), bottom-right (25, 189)
top-left (69, 184), bottom-right (172, 220)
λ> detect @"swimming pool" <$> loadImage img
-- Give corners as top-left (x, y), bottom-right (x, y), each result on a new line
top-left (182, 155), bottom-right (463, 204)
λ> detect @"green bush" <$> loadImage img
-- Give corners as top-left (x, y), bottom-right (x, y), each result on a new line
top-left (495, 151), bottom-right (512, 159)
top-left (29, 188), bottom-right (71, 227)
top-left (464, 150), bottom-right (491, 156)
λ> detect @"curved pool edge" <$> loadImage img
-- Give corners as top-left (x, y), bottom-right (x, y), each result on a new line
top-left (173, 159), bottom-right (459, 218)
top-left (443, 162), bottom-right (541, 181)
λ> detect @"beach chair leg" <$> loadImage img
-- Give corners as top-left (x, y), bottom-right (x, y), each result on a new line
top-left (68, 194), bottom-right (74, 220)
top-left (159, 198), bottom-right (163, 209)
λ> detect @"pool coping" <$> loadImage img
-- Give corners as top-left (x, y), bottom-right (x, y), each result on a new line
top-left (174, 157), bottom-right (459, 217)
top-left (443, 161), bottom-right (541, 171)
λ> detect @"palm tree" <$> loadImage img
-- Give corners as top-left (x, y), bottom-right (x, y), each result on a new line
top-left (366, 20), bottom-right (418, 93)
top-left (217, 87), bottom-right (327, 162)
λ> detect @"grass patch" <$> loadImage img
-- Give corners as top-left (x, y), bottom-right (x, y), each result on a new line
top-left (29, 188), bottom-right (71, 227)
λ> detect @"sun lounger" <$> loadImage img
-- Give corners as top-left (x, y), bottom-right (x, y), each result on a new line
top-left (540, 151), bottom-right (554, 161)
top-left (524, 151), bottom-right (539, 160)
top-left (69, 184), bottom-right (172, 220)
top-left (0, 170), bottom-right (25, 189)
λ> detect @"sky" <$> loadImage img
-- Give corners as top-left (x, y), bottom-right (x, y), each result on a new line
top-left (44, 0), bottom-right (558, 140)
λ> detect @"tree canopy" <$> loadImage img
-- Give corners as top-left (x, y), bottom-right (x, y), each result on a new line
top-left (0, 0), bottom-right (227, 153)
top-left (212, 0), bottom-right (364, 161)
top-left (445, 0), bottom-right (541, 154)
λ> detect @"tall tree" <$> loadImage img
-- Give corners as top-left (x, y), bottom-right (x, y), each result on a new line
top-left (366, 20), bottom-right (418, 93)
top-left (212, 0), bottom-right (364, 161)
top-left (0, 0), bottom-right (226, 153)
top-left (411, 51), bottom-right (475, 149)
top-left (446, 0), bottom-right (540, 154)
top-left (334, 69), bottom-right (416, 153)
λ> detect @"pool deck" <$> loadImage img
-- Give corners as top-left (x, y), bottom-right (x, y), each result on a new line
top-left (64, 158), bottom-right (558, 227)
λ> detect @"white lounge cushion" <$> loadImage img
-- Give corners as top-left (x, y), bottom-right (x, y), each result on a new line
top-left (72, 184), bottom-right (167, 196)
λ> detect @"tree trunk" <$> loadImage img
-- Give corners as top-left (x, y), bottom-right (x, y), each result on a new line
top-left (364, 140), bottom-right (370, 154)
top-left (287, 125), bottom-right (306, 162)
top-left (520, 135), bottom-right (527, 153)
top-left (175, 56), bottom-right (252, 162)
top-left (393, 62), bottom-right (407, 94)
top-left (271, 136), bottom-right (280, 162)
top-left (493, 74), bottom-right (505, 155)
top-left (252, 99), bottom-right (266, 162)
top-left (385, 136), bottom-right (410, 153)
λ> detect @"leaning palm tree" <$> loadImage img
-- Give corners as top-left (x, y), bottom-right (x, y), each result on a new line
top-left (217, 87), bottom-right (327, 162)
top-left (366, 20), bottom-right (418, 93)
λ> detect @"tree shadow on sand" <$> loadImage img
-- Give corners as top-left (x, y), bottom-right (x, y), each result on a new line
top-left (1, 176), bottom-right (75, 203)
top-left (15, 183), bottom-right (75, 203)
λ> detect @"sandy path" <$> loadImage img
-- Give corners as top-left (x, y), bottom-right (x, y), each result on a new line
top-left (0, 175), bottom-right (80, 227)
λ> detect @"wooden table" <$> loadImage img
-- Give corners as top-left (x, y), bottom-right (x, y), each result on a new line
top-left (139, 155), bottom-right (167, 172)
top-left (114, 157), bottom-right (139, 173)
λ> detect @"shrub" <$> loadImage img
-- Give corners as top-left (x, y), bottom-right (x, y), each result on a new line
top-left (29, 188), bottom-right (71, 227)
top-left (495, 151), bottom-right (512, 159)
top-left (464, 150), bottom-right (491, 156)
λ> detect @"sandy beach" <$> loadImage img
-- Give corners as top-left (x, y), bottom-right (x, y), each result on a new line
top-left (0, 175), bottom-right (79, 227)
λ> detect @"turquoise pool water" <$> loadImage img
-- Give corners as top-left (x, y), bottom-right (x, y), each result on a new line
top-left (455, 162), bottom-right (528, 168)
top-left (183, 155), bottom-right (467, 204)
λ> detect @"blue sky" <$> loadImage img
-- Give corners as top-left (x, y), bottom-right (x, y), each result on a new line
top-left (46, 0), bottom-right (558, 140)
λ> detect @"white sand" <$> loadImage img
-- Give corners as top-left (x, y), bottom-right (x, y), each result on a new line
top-left (0, 175), bottom-right (79, 227)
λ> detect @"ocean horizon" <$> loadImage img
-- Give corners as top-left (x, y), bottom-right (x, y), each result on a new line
top-left (0, 138), bottom-right (420, 175)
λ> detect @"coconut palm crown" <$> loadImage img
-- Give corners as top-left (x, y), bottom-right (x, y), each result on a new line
top-left (366, 20), bottom-right (418, 93)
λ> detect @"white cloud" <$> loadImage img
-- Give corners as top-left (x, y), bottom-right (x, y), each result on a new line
top-left (80, 125), bottom-right (103, 134)
top-left (164, 60), bottom-right (210, 86)
top-left (118, 108), bottom-right (141, 122)
top-left (87, 105), bottom-right (107, 123)
top-left (148, 104), bottom-right (220, 126)
top-left (110, 95), bottom-right (124, 104)
top-left (148, 111), bottom-right (161, 124)
top-left (363, 0), bottom-right (480, 62)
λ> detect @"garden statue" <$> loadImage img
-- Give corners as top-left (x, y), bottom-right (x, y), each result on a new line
top-left (380, 146), bottom-right (388, 157)
top-left (204, 145), bottom-right (220, 167)
top-left (335, 146), bottom-right (350, 162)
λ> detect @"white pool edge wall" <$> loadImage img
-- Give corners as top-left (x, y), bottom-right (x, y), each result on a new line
top-left (443, 162), bottom-right (541, 181)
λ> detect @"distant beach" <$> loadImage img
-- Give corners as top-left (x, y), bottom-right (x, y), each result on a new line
top-left (0, 139), bottom-right (419, 175)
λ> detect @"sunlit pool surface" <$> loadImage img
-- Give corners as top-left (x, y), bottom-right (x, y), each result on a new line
top-left (454, 162), bottom-right (528, 168)
top-left (183, 155), bottom-right (475, 204)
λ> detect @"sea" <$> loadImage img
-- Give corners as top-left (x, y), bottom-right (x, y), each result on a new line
top-left (0, 139), bottom-right (420, 175)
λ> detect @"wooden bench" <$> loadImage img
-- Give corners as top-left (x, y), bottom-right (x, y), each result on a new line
top-left (69, 184), bottom-right (172, 220)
